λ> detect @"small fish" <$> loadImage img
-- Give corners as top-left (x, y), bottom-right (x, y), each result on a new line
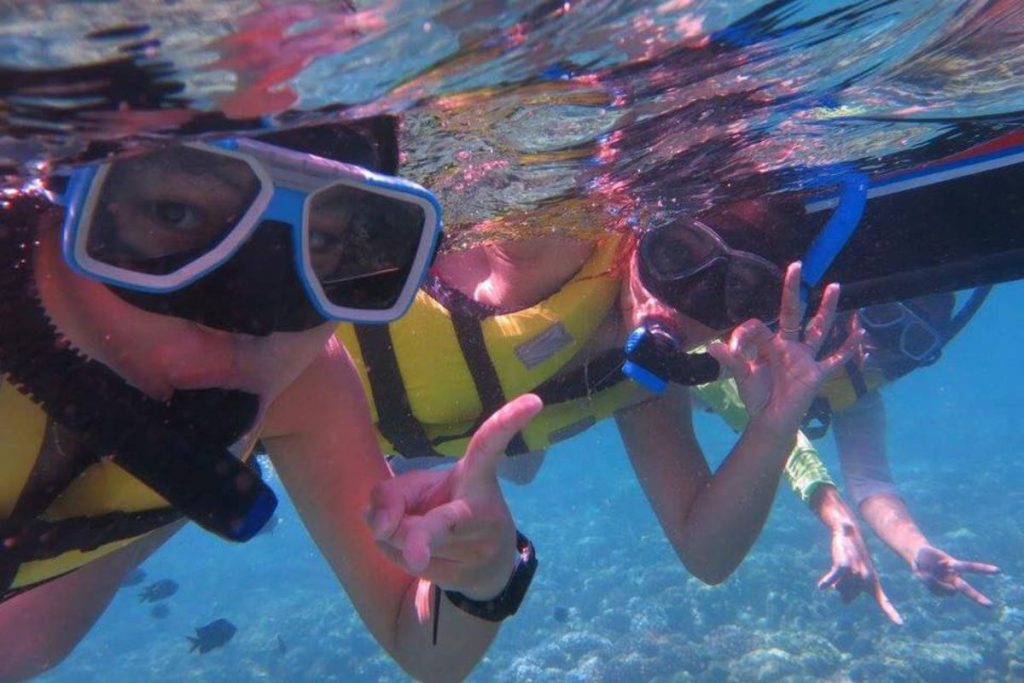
top-left (187, 618), bottom-right (237, 654)
top-left (139, 579), bottom-right (179, 603)
top-left (553, 606), bottom-right (570, 624)
top-left (150, 604), bottom-right (170, 620)
top-left (276, 634), bottom-right (287, 655)
top-left (119, 568), bottom-right (147, 588)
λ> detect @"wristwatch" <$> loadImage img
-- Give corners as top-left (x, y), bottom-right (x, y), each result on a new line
top-left (444, 531), bottom-right (538, 622)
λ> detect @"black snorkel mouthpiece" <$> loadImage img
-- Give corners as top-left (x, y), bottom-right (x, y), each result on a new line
top-left (622, 320), bottom-right (721, 393)
top-left (0, 198), bottom-right (276, 543)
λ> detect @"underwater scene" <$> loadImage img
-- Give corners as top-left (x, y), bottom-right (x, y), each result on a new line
top-left (2, 0), bottom-right (1023, 681)
top-left (34, 278), bottom-right (1024, 682)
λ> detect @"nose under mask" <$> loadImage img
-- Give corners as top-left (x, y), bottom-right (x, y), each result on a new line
top-left (110, 221), bottom-right (328, 336)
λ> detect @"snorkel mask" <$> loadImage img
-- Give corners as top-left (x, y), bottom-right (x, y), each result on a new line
top-left (637, 217), bottom-right (784, 331)
top-left (56, 122), bottom-right (442, 336)
top-left (626, 174), bottom-right (870, 392)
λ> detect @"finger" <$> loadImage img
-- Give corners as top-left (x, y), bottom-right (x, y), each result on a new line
top-left (950, 560), bottom-right (1001, 575)
top-left (366, 479), bottom-right (419, 540)
top-left (873, 581), bottom-right (904, 625)
top-left (802, 283), bottom-right (840, 353)
top-left (817, 565), bottom-right (847, 590)
top-left (460, 393), bottom-right (543, 489)
top-left (953, 577), bottom-right (994, 608)
top-left (777, 262), bottom-right (804, 341)
top-left (818, 326), bottom-right (865, 378)
top-left (707, 340), bottom-right (748, 384)
top-left (374, 538), bottom-right (408, 568)
top-left (400, 500), bottom-right (475, 573)
top-left (731, 319), bottom-right (774, 361)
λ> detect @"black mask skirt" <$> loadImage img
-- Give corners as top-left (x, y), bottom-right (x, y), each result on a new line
top-left (0, 197), bottom-right (277, 542)
top-left (109, 221), bottom-right (329, 336)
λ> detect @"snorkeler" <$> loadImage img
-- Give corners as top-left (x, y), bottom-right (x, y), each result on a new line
top-left (0, 118), bottom-right (540, 682)
top-left (803, 289), bottom-right (1001, 607)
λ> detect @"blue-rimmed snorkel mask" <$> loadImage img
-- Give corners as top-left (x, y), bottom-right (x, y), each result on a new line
top-left (55, 122), bottom-right (442, 335)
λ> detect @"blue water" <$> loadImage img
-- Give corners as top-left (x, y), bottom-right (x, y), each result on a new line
top-left (36, 281), bottom-right (1024, 680)
top-left (4, 0), bottom-right (1024, 680)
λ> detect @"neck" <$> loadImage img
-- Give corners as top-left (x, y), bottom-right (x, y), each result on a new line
top-left (437, 237), bottom-right (595, 313)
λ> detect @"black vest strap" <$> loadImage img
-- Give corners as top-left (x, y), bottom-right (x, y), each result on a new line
top-left (449, 315), bottom-right (531, 456)
top-left (354, 325), bottom-right (444, 459)
top-left (532, 349), bottom-right (628, 405)
top-left (0, 507), bottom-right (181, 601)
top-left (844, 360), bottom-right (870, 400)
top-left (11, 420), bottom-right (97, 522)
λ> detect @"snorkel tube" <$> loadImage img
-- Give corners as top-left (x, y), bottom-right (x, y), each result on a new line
top-left (0, 191), bottom-right (276, 542)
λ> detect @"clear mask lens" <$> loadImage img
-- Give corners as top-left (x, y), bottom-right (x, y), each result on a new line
top-left (860, 303), bottom-right (906, 328)
top-left (84, 147), bottom-right (263, 275)
top-left (642, 224), bottom-right (720, 280)
top-left (306, 182), bottom-right (427, 310)
top-left (901, 321), bottom-right (941, 360)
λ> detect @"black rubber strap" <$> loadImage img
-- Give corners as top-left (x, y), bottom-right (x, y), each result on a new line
top-left (449, 315), bottom-right (530, 456)
top-left (353, 324), bottom-right (443, 459)
top-left (844, 360), bottom-right (870, 401)
top-left (0, 507), bottom-right (181, 600)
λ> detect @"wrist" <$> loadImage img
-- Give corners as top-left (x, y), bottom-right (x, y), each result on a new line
top-left (744, 416), bottom-right (798, 454)
top-left (812, 485), bottom-right (853, 529)
top-left (443, 531), bottom-right (537, 622)
top-left (453, 537), bottom-right (519, 601)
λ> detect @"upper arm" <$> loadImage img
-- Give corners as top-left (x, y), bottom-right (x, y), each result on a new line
top-left (833, 391), bottom-right (897, 505)
top-left (261, 337), bottom-right (408, 653)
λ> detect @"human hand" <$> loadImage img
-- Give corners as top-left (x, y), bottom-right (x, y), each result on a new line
top-left (708, 262), bottom-right (863, 435)
top-left (366, 394), bottom-right (543, 599)
top-left (818, 520), bottom-right (903, 625)
top-left (912, 545), bottom-right (1000, 607)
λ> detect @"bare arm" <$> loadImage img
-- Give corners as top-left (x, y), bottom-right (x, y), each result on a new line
top-left (836, 391), bottom-right (999, 607)
top-left (616, 385), bottom-right (795, 584)
top-left (263, 338), bottom-right (511, 682)
top-left (834, 392), bottom-right (923, 561)
top-left (614, 264), bottom-right (860, 586)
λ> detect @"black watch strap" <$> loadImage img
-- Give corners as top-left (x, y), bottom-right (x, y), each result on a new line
top-left (444, 531), bottom-right (537, 623)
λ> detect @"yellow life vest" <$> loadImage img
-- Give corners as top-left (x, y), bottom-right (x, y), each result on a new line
top-left (0, 378), bottom-right (258, 602)
top-left (801, 361), bottom-right (889, 438)
top-left (336, 235), bottom-right (641, 457)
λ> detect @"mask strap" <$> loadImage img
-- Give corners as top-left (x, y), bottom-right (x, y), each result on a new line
top-left (946, 285), bottom-right (992, 340)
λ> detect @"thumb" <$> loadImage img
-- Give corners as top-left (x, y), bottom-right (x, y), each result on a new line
top-left (459, 394), bottom-right (543, 489)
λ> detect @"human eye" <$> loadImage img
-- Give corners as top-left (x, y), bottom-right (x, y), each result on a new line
top-left (141, 199), bottom-right (206, 233)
